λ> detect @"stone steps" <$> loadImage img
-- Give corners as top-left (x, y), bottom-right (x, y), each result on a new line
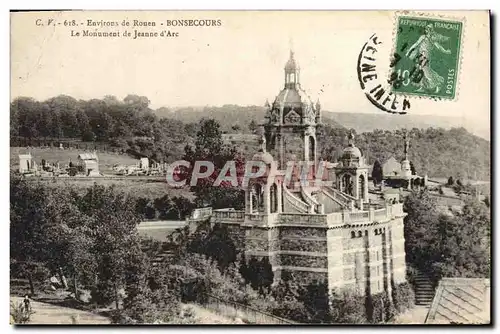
top-left (414, 271), bottom-right (436, 306)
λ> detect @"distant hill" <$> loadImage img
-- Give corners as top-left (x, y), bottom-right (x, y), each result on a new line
top-left (158, 105), bottom-right (343, 132)
top-left (325, 112), bottom-right (489, 140)
top-left (159, 106), bottom-right (489, 140)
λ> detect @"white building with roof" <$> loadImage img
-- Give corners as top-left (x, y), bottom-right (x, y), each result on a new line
top-left (77, 152), bottom-right (99, 176)
top-left (18, 153), bottom-right (34, 174)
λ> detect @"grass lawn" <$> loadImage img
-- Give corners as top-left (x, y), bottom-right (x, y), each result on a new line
top-left (11, 146), bottom-right (195, 200)
top-left (35, 177), bottom-right (194, 200)
top-left (10, 296), bottom-right (111, 325)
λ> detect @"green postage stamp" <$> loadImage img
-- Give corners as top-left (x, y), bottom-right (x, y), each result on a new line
top-left (390, 14), bottom-right (463, 99)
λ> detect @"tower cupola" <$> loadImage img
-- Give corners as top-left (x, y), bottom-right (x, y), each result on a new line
top-left (284, 50), bottom-right (300, 89)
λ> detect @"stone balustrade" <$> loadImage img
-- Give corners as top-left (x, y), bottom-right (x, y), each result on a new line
top-left (212, 209), bottom-right (246, 221)
top-left (190, 207), bottom-right (213, 220)
top-left (374, 208), bottom-right (387, 219)
top-left (276, 213), bottom-right (327, 226)
top-left (207, 203), bottom-right (405, 227)
top-left (346, 210), bottom-right (370, 222)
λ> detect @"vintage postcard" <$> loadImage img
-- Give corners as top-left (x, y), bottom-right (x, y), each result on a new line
top-left (10, 10), bottom-right (490, 325)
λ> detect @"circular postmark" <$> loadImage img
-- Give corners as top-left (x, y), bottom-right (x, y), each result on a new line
top-left (357, 33), bottom-right (412, 114)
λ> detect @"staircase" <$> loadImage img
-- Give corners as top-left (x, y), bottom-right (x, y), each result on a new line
top-left (414, 272), bottom-right (437, 306)
top-left (282, 183), bottom-right (310, 213)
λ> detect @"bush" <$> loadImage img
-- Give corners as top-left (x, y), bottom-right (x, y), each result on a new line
top-left (367, 293), bottom-right (384, 323)
top-left (330, 290), bottom-right (367, 324)
top-left (10, 301), bottom-right (33, 324)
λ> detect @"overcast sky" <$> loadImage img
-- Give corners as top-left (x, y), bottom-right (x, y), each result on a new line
top-left (11, 11), bottom-right (490, 135)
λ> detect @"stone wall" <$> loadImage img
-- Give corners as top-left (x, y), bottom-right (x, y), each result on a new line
top-left (279, 227), bottom-right (326, 238)
top-left (279, 270), bottom-right (328, 285)
top-left (279, 254), bottom-right (328, 268)
top-left (231, 204), bottom-right (407, 296)
top-left (279, 238), bottom-right (328, 253)
top-left (316, 191), bottom-right (344, 213)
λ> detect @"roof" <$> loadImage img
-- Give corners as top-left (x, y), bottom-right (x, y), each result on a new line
top-left (274, 87), bottom-right (313, 108)
top-left (426, 278), bottom-right (490, 324)
top-left (382, 156), bottom-right (402, 176)
top-left (78, 153), bottom-right (98, 160)
top-left (342, 145), bottom-right (362, 159)
top-left (440, 187), bottom-right (456, 197)
top-left (383, 188), bottom-right (401, 194)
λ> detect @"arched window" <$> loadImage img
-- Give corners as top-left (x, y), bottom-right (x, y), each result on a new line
top-left (308, 136), bottom-right (315, 164)
top-left (252, 183), bottom-right (264, 213)
top-left (358, 231), bottom-right (362, 237)
top-left (342, 174), bottom-right (353, 196)
top-left (351, 231), bottom-right (356, 238)
top-left (358, 174), bottom-right (365, 200)
top-left (270, 183), bottom-right (278, 213)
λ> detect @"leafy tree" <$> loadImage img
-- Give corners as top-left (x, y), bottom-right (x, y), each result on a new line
top-left (403, 189), bottom-right (441, 272)
top-left (135, 197), bottom-right (157, 220)
top-left (413, 178), bottom-right (420, 188)
top-left (329, 289), bottom-right (367, 324)
top-left (69, 184), bottom-right (144, 307)
top-left (404, 189), bottom-right (490, 279)
top-left (10, 177), bottom-right (70, 294)
top-left (186, 223), bottom-right (238, 271)
top-left (248, 120), bottom-right (258, 133)
top-left (183, 119), bottom-right (245, 210)
top-left (258, 257), bottom-right (274, 295)
top-left (371, 160), bottom-right (383, 186)
top-left (410, 161), bottom-right (416, 175)
top-left (447, 176), bottom-right (454, 186)
top-left (299, 281), bottom-right (330, 323)
top-left (433, 199), bottom-right (490, 278)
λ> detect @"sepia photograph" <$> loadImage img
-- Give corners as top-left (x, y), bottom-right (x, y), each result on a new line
top-left (9, 10), bottom-right (491, 325)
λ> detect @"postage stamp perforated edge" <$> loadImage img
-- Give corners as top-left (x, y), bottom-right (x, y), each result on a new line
top-left (389, 11), bottom-right (467, 102)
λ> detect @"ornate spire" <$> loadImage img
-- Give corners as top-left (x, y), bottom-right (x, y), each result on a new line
top-left (264, 99), bottom-right (270, 108)
top-left (403, 131), bottom-right (410, 160)
top-left (315, 98), bottom-right (321, 111)
top-left (347, 131), bottom-right (355, 147)
top-left (285, 49), bottom-right (298, 71)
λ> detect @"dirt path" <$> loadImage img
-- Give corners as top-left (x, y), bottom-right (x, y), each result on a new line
top-left (182, 303), bottom-right (244, 324)
top-left (10, 296), bottom-right (110, 325)
top-left (391, 306), bottom-right (430, 324)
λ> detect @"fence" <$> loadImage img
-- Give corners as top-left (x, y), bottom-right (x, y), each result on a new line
top-left (200, 293), bottom-right (296, 324)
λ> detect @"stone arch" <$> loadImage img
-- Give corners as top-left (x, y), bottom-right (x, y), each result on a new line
top-left (308, 136), bottom-right (315, 163)
top-left (270, 183), bottom-right (278, 213)
top-left (358, 174), bottom-right (365, 200)
top-left (251, 183), bottom-right (265, 213)
top-left (342, 174), bottom-right (354, 196)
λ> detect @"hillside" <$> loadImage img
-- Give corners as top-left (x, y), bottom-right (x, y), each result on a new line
top-left (325, 112), bottom-right (489, 140)
top-left (317, 126), bottom-right (490, 181)
top-left (160, 105), bottom-right (344, 132)
top-left (11, 96), bottom-right (490, 181)
top-left (161, 106), bottom-right (488, 140)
